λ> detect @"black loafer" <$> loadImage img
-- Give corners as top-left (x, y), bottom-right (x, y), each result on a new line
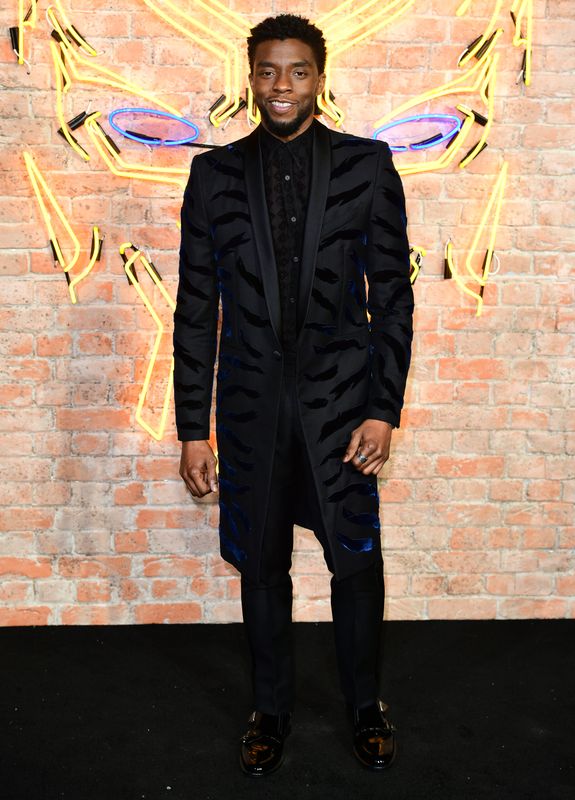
top-left (239, 710), bottom-right (291, 777)
top-left (351, 699), bottom-right (397, 770)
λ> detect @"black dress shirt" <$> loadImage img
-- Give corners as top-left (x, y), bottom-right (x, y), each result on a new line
top-left (260, 123), bottom-right (314, 366)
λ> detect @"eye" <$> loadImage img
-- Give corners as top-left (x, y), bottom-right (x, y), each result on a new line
top-left (294, 71), bottom-right (307, 78)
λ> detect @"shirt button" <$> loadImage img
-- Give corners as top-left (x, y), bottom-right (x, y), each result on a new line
top-left (290, 216), bottom-right (297, 223)
top-left (292, 256), bottom-right (299, 263)
top-left (289, 297), bottom-right (296, 304)
top-left (272, 350), bottom-right (282, 360)
top-left (284, 174), bottom-right (291, 181)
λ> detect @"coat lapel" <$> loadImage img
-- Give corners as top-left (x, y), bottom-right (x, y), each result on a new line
top-left (244, 127), bottom-right (282, 346)
top-left (297, 119), bottom-right (331, 340)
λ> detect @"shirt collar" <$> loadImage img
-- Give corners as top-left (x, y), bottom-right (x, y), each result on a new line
top-left (259, 119), bottom-right (315, 159)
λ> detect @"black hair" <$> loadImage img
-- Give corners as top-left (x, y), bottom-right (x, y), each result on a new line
top-left (247, 14), bottom-right (327, 74)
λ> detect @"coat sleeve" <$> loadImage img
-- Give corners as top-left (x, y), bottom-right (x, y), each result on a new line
top-left (173, 154), bottom-right (219, 441)
top-left (364, 142), bottom-right (414, 429)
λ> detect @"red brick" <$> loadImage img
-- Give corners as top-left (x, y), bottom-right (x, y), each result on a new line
top-left (76, 581), bottom-right (113, 603)
top-left (557, 576), bottom-right (575, 596)
top-left (485, 574), bottom-right (515, 595)
top-left (142, 557), bottom-right (204, 577)
top-left (436, 456), bottom-right (505, 477)
top-left (114, 531), bottom-right (149, 552)
top-left (119, 579), bottom-right (143, 601)
top-left (450, 528), bottom-right (485, 550)
top-left (56, 409), bottom-right (132, 431)
top-left (134, 603), bottom-right (202, 624)
top-left (114, 482), bottom-right (146, 505)
top-left (498, 599), bottom-right (568, 619)
top-left (0, 581), bottom-right (32, 602)
top-left (433, 551), bottom-right (500, 573)
top-left (60, 606), bottom-right (130, 625)
top-left (427, 598), bottom-right (497, 619)
top-left (0, 607), bottom-right (51, 625)
top-left (0, 557), bottom-right (51, 577)
top-left (447, 574), bottom-right (484, 595)
top-left (523, 529), bottom-right (557, 549)
top-left (57, 557), bottom-right (131, 578)
top-left (487, 529), bottom-right (522, 548)
top-left (513, 574), bottom-right (554, 596)
top-left (438, 358), bottom-right (508, 380)
top-left (151, 579), bottom-right (181, 599)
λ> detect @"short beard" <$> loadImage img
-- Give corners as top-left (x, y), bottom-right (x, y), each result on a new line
top-left (257, 98), bottom-right (315, 139)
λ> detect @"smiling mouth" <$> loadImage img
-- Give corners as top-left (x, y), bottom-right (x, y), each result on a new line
top-left (268, 99), bottom-right (296, 112)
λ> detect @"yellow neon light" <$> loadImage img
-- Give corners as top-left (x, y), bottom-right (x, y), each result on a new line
top-left (316, 53), bottom-right (344, 127)
top-left (46, 7), bottom-right (182, 118)
top-left (23, 151), bottom-right (102, 304)
top-left (456, 0), bottom-right (503, 67)
top-left (47, 0), bottom-right (98, 56)
top-left (83, 113), bottom-right (188, 188)
top-left (409, 245), bottom-right (426, 284)
top-left (374, 38), bottom-right (501, 175)
top-left (445, 161), bottom-right (508, 316)
top-left (16, 0), bottom-right (38, 66)
top-left (315, 0), bottom-right (416, 125)
top-left (50, 41), bottom-right (91, 162)
top-left (142, 0), bottom-right (243, 127)
top-left (458, 54), bottom-right (498, 169)
top-left (319, 0), bottom-right (414, 48)
top-left (120, 243), bottom-right (175, 441)
top-left (23, 149), bottom-right (80, 270)
top-left (374, 29), bottom-right (499, 123)
top-left (188, 0), bottom-right (250, 36)
top-left (511, 0), bottom-right (533, 86)
top-left (246, 86), bottom-right (261, 127)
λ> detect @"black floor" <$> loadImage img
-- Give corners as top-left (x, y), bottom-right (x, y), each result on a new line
top-left (0, 620), bottom-right (573, 800)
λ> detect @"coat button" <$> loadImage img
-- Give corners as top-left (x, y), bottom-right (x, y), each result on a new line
top-left (272, 350), bottom-right (282, 360)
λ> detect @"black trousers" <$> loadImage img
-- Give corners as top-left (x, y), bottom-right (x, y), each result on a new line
top-left (240, 369), bottom-right (385, 714)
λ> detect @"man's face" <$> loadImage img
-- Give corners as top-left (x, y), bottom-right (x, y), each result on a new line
top-left (249, 38), bottom-right (326, 141)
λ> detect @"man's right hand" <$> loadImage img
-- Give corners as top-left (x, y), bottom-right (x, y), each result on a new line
top-left (179, 440), bottom-right (218, 498)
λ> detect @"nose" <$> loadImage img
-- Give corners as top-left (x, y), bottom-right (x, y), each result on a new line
top-left (272, 69), bottom-right (293, 93)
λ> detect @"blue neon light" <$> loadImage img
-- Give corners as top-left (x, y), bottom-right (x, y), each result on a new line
top-left (108, 107), bottom-right (200, 147)
top-left (373, 114), bottom-right (462, 152)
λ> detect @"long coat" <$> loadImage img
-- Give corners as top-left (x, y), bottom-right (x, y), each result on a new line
top-left (173, 119), bottom-right (414, 583)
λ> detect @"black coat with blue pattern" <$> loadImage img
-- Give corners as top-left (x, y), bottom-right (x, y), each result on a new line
top-left (173, 119), bottom-right (414, 583)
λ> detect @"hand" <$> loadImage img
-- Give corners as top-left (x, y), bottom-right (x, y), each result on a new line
top-left (179, 440), bottom-right (218, 497)
top-left (343, 419), bottom-right (393, 476)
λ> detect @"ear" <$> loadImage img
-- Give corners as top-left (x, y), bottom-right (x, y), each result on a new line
top-left (316, 72), bottom-right (326, 96)
top-left (248, 72), bottom-right (254, 93)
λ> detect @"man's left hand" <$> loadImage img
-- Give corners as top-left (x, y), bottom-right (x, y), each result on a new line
top-left (343, 419), bottom-right (393, 475)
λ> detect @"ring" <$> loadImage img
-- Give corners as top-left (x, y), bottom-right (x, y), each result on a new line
top-left (357, 453), bottom-right (368, 464)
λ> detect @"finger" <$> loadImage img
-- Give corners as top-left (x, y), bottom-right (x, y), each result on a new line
top-left (187, 466), bottom-right (211, 497)
top-left (352, 440), bottom-right (378, 469)
top-left (359, 433), bottom-right (392, 468)
top-left (180, 469), bottom-right (199, 497)
top-left (343, 428), bottom-right (363, 462)
top-left (362, 457), bottom-right (386, 476)
top-left (182, 474), bottom-right (201, 497)
top-left (364, 449), bottom-right (390, 473)
top-left (206, 455), bottom-right (218, 493)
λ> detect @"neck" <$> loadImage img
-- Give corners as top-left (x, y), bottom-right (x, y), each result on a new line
top-left (260, 116), bottom-right (315, 143)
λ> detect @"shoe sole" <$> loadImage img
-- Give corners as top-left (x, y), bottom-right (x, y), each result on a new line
top-left (239, 752), bottom-right (285, 777)
top-left (354, 741), bottom-right (397, 771)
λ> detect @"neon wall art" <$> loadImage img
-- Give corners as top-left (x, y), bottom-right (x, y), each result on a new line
top-left (11, 1), bottom-right (534, 439)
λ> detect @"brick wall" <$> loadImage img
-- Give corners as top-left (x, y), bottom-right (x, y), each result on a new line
top-left (0, 0), bottom-right (573, 625)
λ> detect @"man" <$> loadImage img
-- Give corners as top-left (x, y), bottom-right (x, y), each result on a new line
top-left (173, 14), bottom-right (414, 777)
